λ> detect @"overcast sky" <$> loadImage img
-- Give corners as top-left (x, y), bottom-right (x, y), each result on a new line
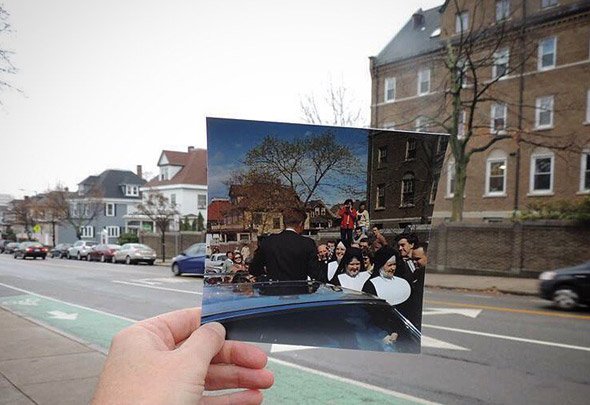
top-left (0, 0), bottom-right (443, 199)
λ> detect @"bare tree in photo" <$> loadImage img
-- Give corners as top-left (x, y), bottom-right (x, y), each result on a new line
top-left (300, 78), bottom-right (365, 127)
top-left (6, 197), bottom-right (36, 240)
top-left (136, 192), bottom-right (179, 261)
top-left (244, 131), bottom-right (364, 206)
top-left (0, 5), bottom-right (19, 104)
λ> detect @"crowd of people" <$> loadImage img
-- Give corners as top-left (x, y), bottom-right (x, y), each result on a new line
top-left (209, 201), bottom-right (428, 330)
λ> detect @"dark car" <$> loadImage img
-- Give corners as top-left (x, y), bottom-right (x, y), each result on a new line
top-left (0, 239), bottom-right (11, 253)
top-left (539, 261), bottom-right (590, 310)
top-left (14, 242), bottom-right (48, 260)
top-left (202, 280), bottom-right (421, 353)
top-left (50, 243), bottom-right (72, 258)
top-left (171, 243), bottom-right (206, 276)
top-left (4, 242), bottom-right (20, 254)
top-left (87, 244), bottom-right (121, 262)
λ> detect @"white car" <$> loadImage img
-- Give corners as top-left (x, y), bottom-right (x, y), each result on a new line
top-left (111, 243), bottom-right (156, 265)
top-left (67, 240), bottom-right (98, 260)
top-left (206, 253), bottom-right (227, 272)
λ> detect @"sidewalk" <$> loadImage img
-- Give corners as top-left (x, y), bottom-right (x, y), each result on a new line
top-left (0, 273), bottom-right (539, 404)
top-left (0, 309), bottom-right (106, 405)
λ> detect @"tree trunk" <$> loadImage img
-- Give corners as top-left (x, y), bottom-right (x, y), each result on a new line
top-left (160, 231), bottom-right (166, 262)
top-left (451, 157), bottom-right (468, 222)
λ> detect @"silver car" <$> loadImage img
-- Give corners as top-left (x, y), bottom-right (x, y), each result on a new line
top-left (68, 240), bottom-right (98, 260)
top-left (111, 243), bottom-right (156, 265)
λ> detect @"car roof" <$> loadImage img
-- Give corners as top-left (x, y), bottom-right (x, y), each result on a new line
top-left (203, 281), bottom-right (385, 317)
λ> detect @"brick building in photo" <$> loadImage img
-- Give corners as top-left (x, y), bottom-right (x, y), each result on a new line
top-left (370, 0), bottom-right (590, 224)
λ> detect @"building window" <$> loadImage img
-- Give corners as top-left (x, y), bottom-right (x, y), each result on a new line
top-left (491, 102), bottom-right (507, 134)
top-left (458, 110), bottom-right (466, 139)
top-left (530, 149), bottom-right (554, 194)
top-left (405, 139), bottom-right (417, 160)
top-left (418, 69), bottom-right (430, 95)
top-left (253, 213), bottom-right (263, 225)
top-left (384, 78), bottom-right (396, 102)
top-left (106, 226), bottom-right (120, 238)
top-left (455, 11), bottom-right (469, 34)
top-left (541, 0), bottom-right (558, 9)
top-left (493, 48), bottom-right (509, 79)
top-left (170, 194), bottom-right (176, 205)
top-left (581, 149), bottom-right (590, 192)
top-left (415, 117), bottom-right (427, 132)
top-left (198, 194), bottom-right (207, 209)
top-left (496, 0), bottom-right (509, 22)
top-left (401, 173), bottom-right (415, 207)
top-left (377, 146), bottom-right (388, 167)
top-left (486, 151), bottom-right (507, 196)
top-left (535, 96), bottom-right (554, 129)
top-left (456, 58), bottom-right (468, 88)
top-left (273, 217), bottom-right (281, 229)
top-left (125, 185), bottom-right (139, 196)
top-left (538, 37), bottom-right (556, 70)
top-left (105, 203), bottom-right (115, 217)
top-left (160, 167), bottom-right (169, 181)
top-left (376, 184), bottom-right (385, 209)
top-left (447, 160), bottom-right (456, 197)
top-left (80, 226), bottom-right (94, 238)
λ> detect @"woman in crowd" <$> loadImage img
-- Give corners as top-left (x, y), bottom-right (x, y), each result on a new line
top-left (327, 240), bottom-right (346, 281)
top-left (231, 253), bottom-right (247, 273)
top-left (330, 247), bottom-right (371, 292)
top-left (362, 246), bottom-right (411, 306)
top-left (362, 251), bottom-right (375, 275)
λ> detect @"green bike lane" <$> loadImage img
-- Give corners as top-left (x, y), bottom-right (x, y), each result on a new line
top-left (0, 285), bottom-right (436, 405)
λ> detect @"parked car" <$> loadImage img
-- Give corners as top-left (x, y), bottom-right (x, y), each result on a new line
top-left (67, 241), bottom-right (98, 260)
top-left (112, 243), bottom-right (156, 265)
top-left (4, 242), bottom-right (20, 254)
top-left (0, 239), bottom-right (11, 253)
top-left (50, 243), bottom-right (72, 259)
top-left (171, 243), bottom-right (206, 276)
top-left (206, 252), bottom-right (228, 272)
top-left (87, 244), bottom-right (121, 262)
top-left (202, 280), bottom-right (421, 353)
top-left (13, 242), bottom-right (48, 260)
top-left (539, 261), bottom-right (590, 310)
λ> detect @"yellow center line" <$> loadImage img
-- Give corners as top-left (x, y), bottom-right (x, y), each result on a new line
top-left (424, 299), bottom-right (590, 320)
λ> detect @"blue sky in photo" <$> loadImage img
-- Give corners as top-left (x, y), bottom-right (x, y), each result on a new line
top-left (206, 117), bottom-right (369, 206)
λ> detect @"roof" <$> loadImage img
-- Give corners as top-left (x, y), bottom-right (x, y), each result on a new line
top-left (78, 170), bottom-right (146, 199)
top-left (373, 5), bottom-right (444, 67)
top-left (208, 199), bottom-right (231, 222)
top-left (145, 148), bottom-right (207, 187)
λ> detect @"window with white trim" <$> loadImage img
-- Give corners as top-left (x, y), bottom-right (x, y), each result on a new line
top-left (491, 102), bottom-right (507, 133)
top-left (538, 37), bottom-right (556, 70)
top-left (198, 194), bottom-right (207, 209)
top-left (105, 203), bottom-right (115, 217)
top-left (458, 110), bottom-right (466, 139)
top-left (447, 159), bottom-right (456, 197)
top-left (125, 185), bottom-right (139, 196)
top-left (580, 149), bottom-right (590, 192)
top-left (486, 150), bottom-right (507, 196)
top-left (377, 146), bottom-right (388, 167)
top-left (541, 0), bottom-right (558, 9)
top-left (70, 203), bottom-right (79, 217)
top-left (418, 69), bottom-right (430, 95)
top-left (401, 173), bottom-right (415, 207)
top-left (384, 78), bottom-right (396, 102)
top-left (405, 139), bottom-right (417, 160)
top-left (106, 226), bottom-right (120, 237)
top-left (80, 226), bottom-right (94, 238)
top-left (496, 0), bottom-right (509, 22)
top-left (530, 149), bottom-right (554, 194)
top-left (493, 48), bottom-right (509, 79)
top-left (376, 184), bottom-right (385, 209)
top-left (535, 96), bottom-right (554, 129)
top-left (415, 117), bottom-right (427, 132)
top-left (455, 11), bottom-right (469, 34)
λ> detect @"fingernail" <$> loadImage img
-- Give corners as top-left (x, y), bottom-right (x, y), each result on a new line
top-left (205, 322), bottom-right (226, 338)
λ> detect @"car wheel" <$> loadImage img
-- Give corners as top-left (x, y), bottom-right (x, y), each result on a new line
top-left (147, 260), bottom-right (154, 265)
top-left (42, 256), bottom-right (46, 260)
top-left (125, 256), bottom-right (132, 265)
top-left (13, 253), bottom-right (17, 259)
top-left (553, 287), bottom-right (579, 310)
top-left (100, 254), bottom-right (105, 263)
top-left (172, 263), bottom-right (181, 276)
top-left (77, 252), bottom-right (81, 260)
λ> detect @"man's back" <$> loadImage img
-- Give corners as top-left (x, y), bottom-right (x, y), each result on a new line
top-left (250, 230), bottom-right (319, 281)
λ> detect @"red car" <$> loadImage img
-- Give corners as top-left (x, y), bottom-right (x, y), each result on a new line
top-left (87, 244), bottom-right (121, 262)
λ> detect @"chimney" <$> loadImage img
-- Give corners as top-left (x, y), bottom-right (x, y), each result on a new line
top-left (412, 9), bottom-right (425, 29)
top-left (137, 165), bottom-right (143, 179)
top-left (188, 146), bottom-right (195, 152)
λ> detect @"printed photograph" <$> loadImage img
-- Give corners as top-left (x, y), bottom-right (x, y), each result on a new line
top-left (204, 117), bottom-right (447, 353)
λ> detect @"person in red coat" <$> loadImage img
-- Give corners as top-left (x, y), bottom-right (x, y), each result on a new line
top-left (338, 199), bottom-right (357, 247)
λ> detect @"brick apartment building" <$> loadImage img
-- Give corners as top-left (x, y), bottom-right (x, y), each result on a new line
top-left (370, 0), bottom-right (590, 223)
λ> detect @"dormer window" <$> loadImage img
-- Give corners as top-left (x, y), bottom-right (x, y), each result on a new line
top-left (125, 185), bottom-right (139, 196)
top-left (160, 167), bottom-right (169, 181)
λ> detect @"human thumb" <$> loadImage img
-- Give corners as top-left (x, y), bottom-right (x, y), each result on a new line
top-left (178, 322), bottom-right (226, 373)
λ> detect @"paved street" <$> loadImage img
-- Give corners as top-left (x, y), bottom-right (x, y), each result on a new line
top-left (1, 254), bottom-right (589, 404)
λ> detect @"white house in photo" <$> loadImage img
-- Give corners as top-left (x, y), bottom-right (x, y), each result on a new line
top-left (139, 146), bottom-right (208, 230)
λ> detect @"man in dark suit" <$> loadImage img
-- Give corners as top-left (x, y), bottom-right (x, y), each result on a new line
top-left (249, 206), bottom-right (321, 281)
top-left (395, 233), bottom-right (424, 330)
